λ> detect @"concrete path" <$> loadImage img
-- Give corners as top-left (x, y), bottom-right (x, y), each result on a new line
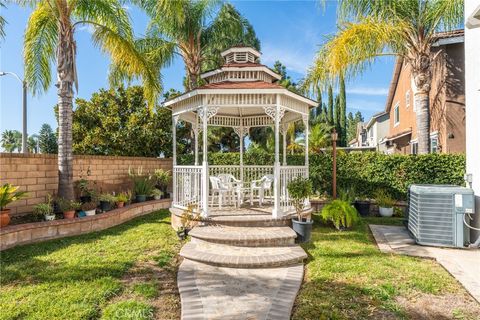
top-left (175, 208), bottom-right (306, 320)
top-left (370, 224), bottom-right (480, 303)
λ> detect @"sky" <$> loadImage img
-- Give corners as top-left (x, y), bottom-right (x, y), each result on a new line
top-left (0, 0), bottom-right (395, 137)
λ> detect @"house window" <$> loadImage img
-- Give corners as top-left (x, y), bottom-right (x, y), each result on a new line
top-left (430, 133), bottom-right (439, 153)
top-left (411, 141), bottom-right (418, 154)
top-left (406, 90), bottom-right (410, 109)
top-left (394, 103), bottom-right (400, 126)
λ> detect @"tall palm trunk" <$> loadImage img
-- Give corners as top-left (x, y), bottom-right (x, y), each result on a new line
top-left (56, 19), bottom-right (76, 200)
top-left (411, 51), bottom-right (432, 154)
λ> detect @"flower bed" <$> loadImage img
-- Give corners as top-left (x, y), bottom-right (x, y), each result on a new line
top-left (0, 199), bottom-right (171, 250)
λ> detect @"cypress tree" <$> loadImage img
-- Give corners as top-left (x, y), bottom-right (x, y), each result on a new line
top-left (339, 74), bottom-right (347, 146)
top-left (327, 85), bottom-right (334, 125)
top-left (334, 95), bottom-right (341, 138)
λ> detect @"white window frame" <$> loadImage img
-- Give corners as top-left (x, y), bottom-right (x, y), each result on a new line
top-left (410, 139), bottom-right (418, 155)
top-left (430, 132), bottom-right (439, 153)
top-left (406, 90), bottom-right (410, 109)
top-left (394, 102), bottom-right (400, 127)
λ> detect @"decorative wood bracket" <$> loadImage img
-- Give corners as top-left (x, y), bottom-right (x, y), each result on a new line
top-left (263, 106), bottom-right (285, 121)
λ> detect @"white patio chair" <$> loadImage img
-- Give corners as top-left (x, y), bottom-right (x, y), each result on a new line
top-left (218, 174), bottom-right (245, 207)
top-left (250, 174), bottom-right (274, 206)
top-left (209, 176), bottom-right (232, 208)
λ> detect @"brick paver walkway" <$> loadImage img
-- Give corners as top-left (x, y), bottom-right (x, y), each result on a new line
top-left (176, 208), bottom-right (306, 320)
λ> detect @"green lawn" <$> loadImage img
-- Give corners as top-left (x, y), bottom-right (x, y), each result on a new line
top-left (0, 210), bottom-right (181, 320)
top-left (293, 216), bottom-right (480, 320)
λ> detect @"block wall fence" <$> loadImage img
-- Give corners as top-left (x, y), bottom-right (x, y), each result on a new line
top-left (0, 153), bottom-right (173, 216)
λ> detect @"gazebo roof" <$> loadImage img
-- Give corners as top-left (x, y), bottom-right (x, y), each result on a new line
top-left (164, 46), bottom-right (317, 126)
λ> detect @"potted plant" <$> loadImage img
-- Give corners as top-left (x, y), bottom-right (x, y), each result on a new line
top-left (133, 177), bottom-right (154, 203)
top-left (57, 198), bottom-right (81, 220)
top-left (375, 189), bottom-right (395, 217)
top-left (116, 192), bottom-right (129, 208)
top-left (0, 183), bottom-right (28, 227)
top-left (287, 177), bottom-right (314, 243)
top-left (34, 195), bottom-right (55, 221)
top-left (153, 169), bottom-right (171, 198)
top-left (321, 199), bottom-right (360, 230)
top-left (151, 188), bottom-right (162, 200)
top-left (81, 201), bottom-right (98, 216)
top-left (177, 204), bottom-right (200, 239)
top-left (75, 168), bottom-right (96, 203)
top-left (98, 193), bottom-right (116, 212)
top-left (129, 167), bottom-right (154, 203)
top-left (354, 197), bottom-right (370, 217)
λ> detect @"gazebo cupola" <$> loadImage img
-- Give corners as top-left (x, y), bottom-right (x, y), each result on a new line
top-left (165, 46), bottom-right (317, 218)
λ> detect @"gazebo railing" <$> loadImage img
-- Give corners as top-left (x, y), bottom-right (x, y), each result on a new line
top-left (279, 165), bottom-right (308, 213)
top-left (173, 165), bottom-right (203, 209)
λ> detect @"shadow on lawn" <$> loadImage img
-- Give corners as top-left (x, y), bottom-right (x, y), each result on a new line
top-left (0, 210), bottom-right (174, 285)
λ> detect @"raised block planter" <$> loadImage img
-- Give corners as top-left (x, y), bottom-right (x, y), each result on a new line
top-left (0, 199), bottom-right (171, 251)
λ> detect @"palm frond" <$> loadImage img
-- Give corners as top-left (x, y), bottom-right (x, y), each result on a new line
top-left (304, 17), bottom-right (402, 91)
top-left (92, 25), bottom-right (163, 106)
top-left (425, 0), bottom-right (463, 33)
top-left (23, 1), bottom-right (58, 95)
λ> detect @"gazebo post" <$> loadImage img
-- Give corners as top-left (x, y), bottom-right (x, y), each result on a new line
top-left (282, 124), bottom-right (287, 166)
top-left (304, 115), bottom-right (309, 176)
top-left (194, 116), bottom-right (199, 166)
top-left (239, 125), bottom-right (244, 182)
top-left (273, 95), bottom-right (281, 218)
top-left (201, 106), bottom-right (209, 217)
top-left (172, 116), bottom-right (178, 205)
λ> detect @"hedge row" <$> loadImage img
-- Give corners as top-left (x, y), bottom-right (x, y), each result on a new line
top-left (179, 152), bottom-right (465, 200)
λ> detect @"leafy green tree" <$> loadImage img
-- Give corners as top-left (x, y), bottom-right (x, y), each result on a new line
top-left (131, 0), bottom-right (260, 90)
top-left (20, 0), bottom-right (160, 200)
top-left (72, 86), bottom-right (172, 157)
top-left (38, 123), bottom-right (58, 154)
top-left (347, 111), bottom-right (364, 143)
top-left (28, 134), bottom-right (39, 153)
top-left (273, 61), bottom-right (300, 93)
top-left (305, 0), bottom-right (463, 154)
top-left (1, 130), bottom-right (21, 152)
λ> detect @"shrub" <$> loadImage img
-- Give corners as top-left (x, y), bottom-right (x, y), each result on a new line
top-left (287, 177), bottom-right (313, 219)
top-left (153, 169), bottom-right (171, 187)
top-left (81, 201), bottom-right (98, 211)
top-left (0, 184), bottom-right (28, 210)
top-left (116, 192), bottom-right (129, 203)
top-left (320, 200), bottom-right (360, 230)
top-left (179, 152), bottom-right (465, 200)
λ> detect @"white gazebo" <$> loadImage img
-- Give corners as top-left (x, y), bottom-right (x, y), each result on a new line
top-left (165, 46), bottom-right (317, 218)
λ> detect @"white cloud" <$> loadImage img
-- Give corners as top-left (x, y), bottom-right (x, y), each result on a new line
top-left (78, 24), bottom-right (95, 34)
top-left (347, 86), bottom-right (389, 96)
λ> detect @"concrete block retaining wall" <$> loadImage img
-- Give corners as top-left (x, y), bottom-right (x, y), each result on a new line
top-left (0, 199), bottom-right (171, 251)
top-left (0, 153), bottom-right (172, 216)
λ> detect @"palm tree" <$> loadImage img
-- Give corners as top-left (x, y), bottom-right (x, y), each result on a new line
top-left (305, 0), bottom-right (463, 154)
top-left (131, 0), bottom-right (260, 90)
top-left (1, 130), bottom-right (22, 152)
top-left (0, 2), bottom-right (6, 40)
top-left (21, 0), bottom-right (162, 199)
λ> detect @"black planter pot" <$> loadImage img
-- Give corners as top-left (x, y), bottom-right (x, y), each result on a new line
top-left (136, 195), bottom-right (147, 203)
top-left (354, 200), bottom-right (370, 217)
top-left (99, 201), bottom-right (112, 212)
top-left (292, 217), bottom-right (314, 243)
top-left (80, 195), bottom-right (91, 204)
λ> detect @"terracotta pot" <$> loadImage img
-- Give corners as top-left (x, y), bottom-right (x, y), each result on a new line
top-left (116, 201), bottom-right (125, 208)
top-left (1, 209), bottom-right (11, 227)
top-left (63, 210), bottom-right (76, 219)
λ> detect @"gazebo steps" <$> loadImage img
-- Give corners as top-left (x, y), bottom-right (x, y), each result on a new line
top-left (188, 225), bottom-right (297, 247)
top-left (206, 214), bottom-right (291, 227)
top-left (180, 241), bottom-right (307, 268)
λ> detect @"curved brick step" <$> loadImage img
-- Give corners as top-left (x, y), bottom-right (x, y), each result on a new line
top-left (188, 225), bottom-right (297, 247)
top-left (206, 214), bottom-right (291, 227)
top-left (180, 240), bottom-right (307, 268)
